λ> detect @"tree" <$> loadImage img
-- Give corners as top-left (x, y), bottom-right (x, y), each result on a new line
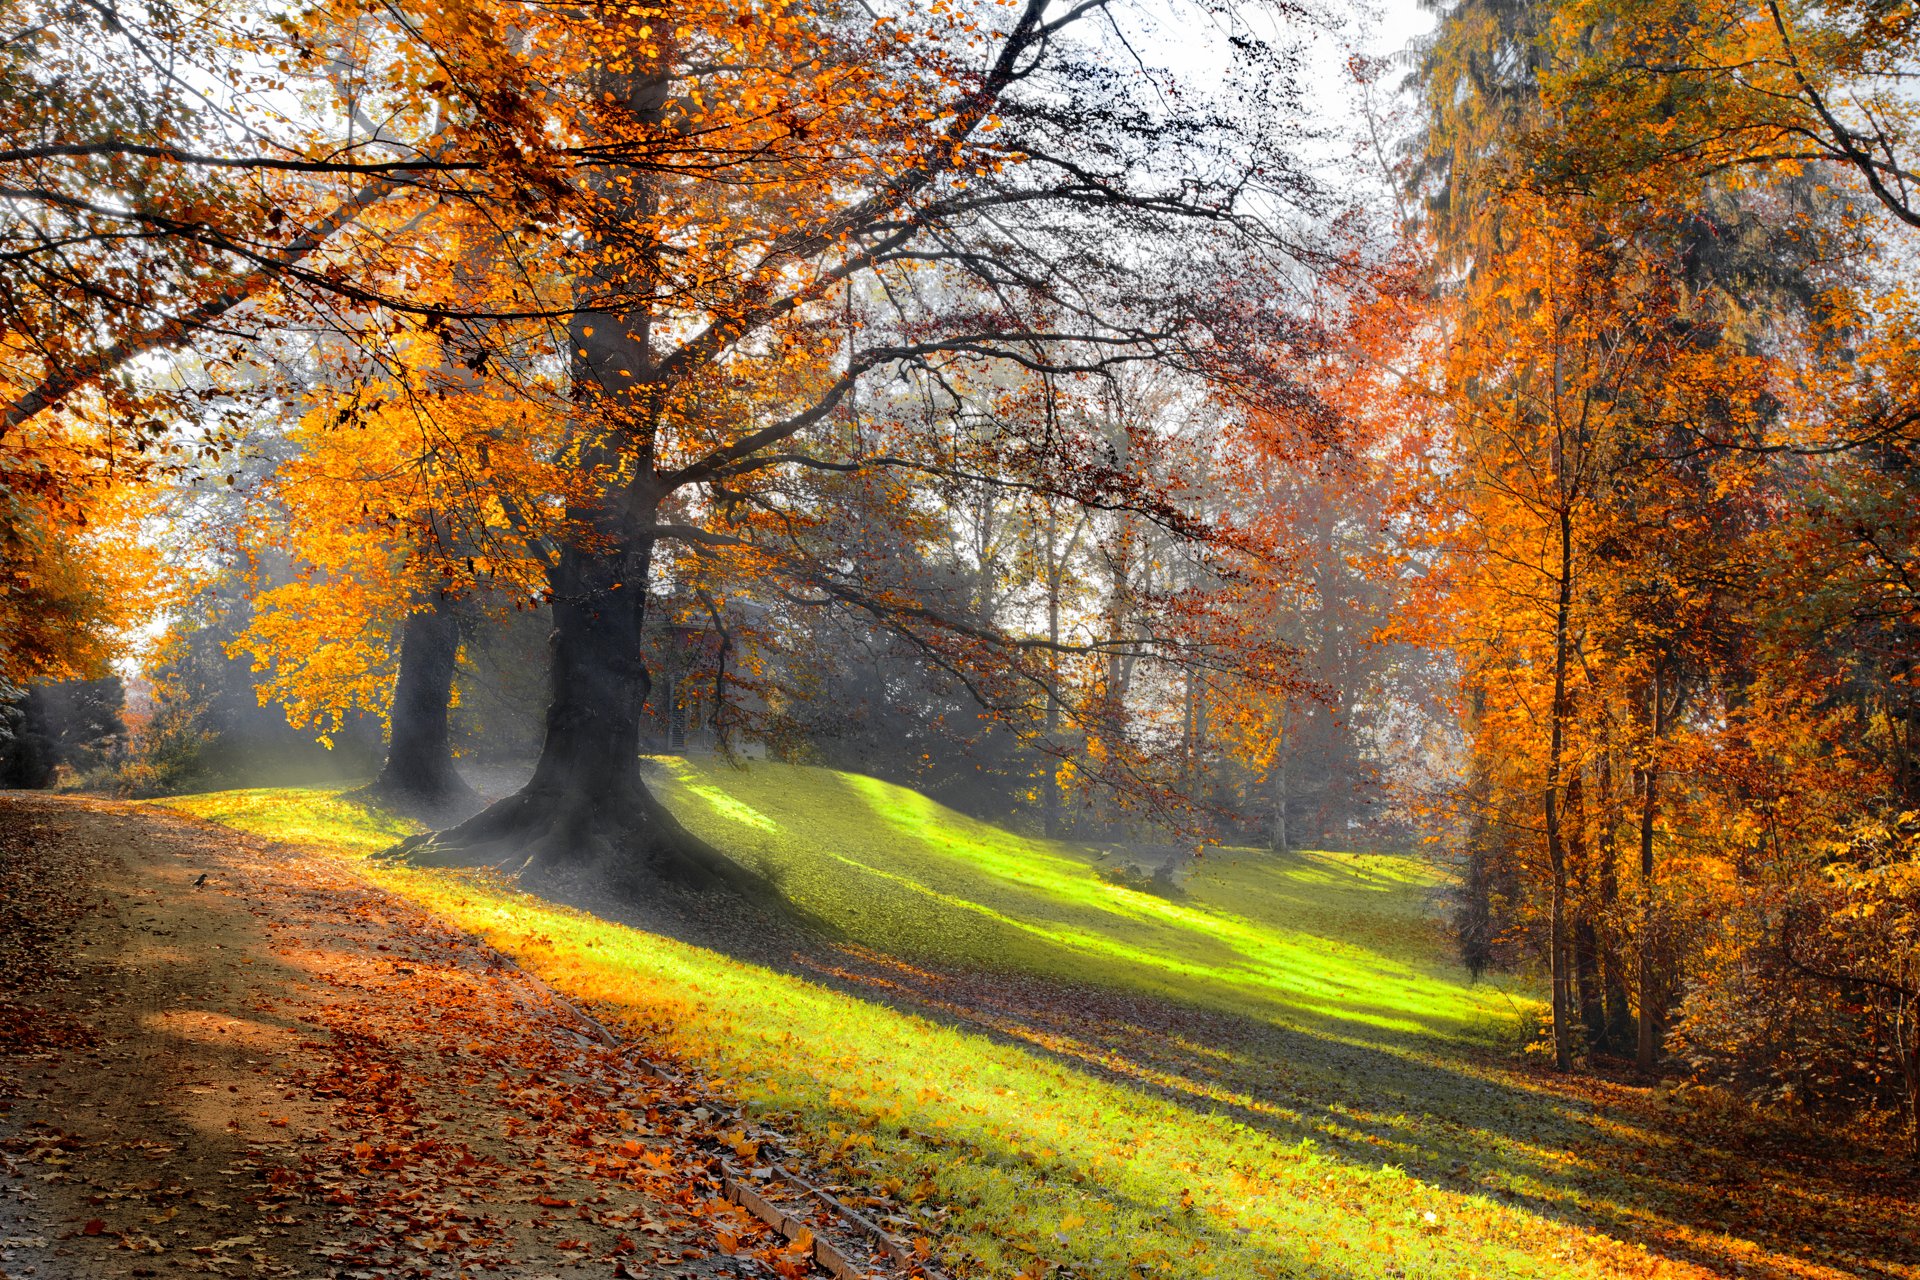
top-left (1426, 177), bottom-right (1785, 1068)
top-left (1545, 0), bottom-right (1920, 227)
top-left (0, 676), bottom-right (127, 788)
top-left (235, 317), bottom-right (565, 814)
top-left (372, 0), bottom-right (1348, 887)
top-left (1, 0), bottom-right (1350, 889)
top-left (0, 415), bottom-right (159, 693)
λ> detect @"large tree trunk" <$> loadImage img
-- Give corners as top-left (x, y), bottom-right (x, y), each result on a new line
top-left (523, 530), bottom-right (649, 815)
top-left (395, 522), bottom-right (761, 894)
top-left (356, 597), bottom-right (477, 816)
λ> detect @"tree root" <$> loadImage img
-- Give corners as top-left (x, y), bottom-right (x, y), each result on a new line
top-left (346, 771), bottom-right (482, 825)
top-left (384, 779), bottom-right (777, 908)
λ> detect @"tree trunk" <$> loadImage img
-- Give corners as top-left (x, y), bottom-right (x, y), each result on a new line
top-left (1899, 997), bottom-right (1919, 1163)
top-left (397, 519), bottom-right (758, 893)
top-left (1574, 916), bottom-right (1605, 1054)
top-left (1459, 796), bottom-right (1496, 980)
top-left (1043, 516), bottom-right (1064, 838)
top-left (358, 596), bottom-right (476, 815)
top-left (1569, 765), bottom-right (1606, 1054)
top-left (523, 530), bottom-right (649, 819)
top-left (1193, 686), bottom-right (1208, 808)
top-left (1544, 505), bottom-right (1576, 1072)
top-left (1268, 709), bottom-right (1289, 855)
top-left (1635, 658), bottom-right (1670, 1074)
top-left (1597, 747), bottom-right (1630, 1052)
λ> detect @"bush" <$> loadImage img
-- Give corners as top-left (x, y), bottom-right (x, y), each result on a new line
top-left (111, 703), bottom-right (221, 797)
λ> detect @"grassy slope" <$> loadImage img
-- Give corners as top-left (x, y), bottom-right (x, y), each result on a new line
top-left (158, 764), bottom-right (1689, 1280)
top-left (655, 759), bottom-right (1519, 1046)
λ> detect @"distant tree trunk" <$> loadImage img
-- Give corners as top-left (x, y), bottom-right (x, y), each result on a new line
top-left (1636, 660), bottom-right (1667, 1073)
top-left (1543, 505), bottom-right (1576, 1072)
top-left (1182, 669), bottom-right (1196, 785)
top-left (1193, 686), bottom-right (1208, 804)
top-left (1268, 710), bottom-right (1289, 855)
top-left (1458, 810), bottom-right (1496, 979)
top-left (361, 596), bottom-right (476, 814)
top-left (1043, 511), bottom-right (1065, 838)
top-left (1181, 668), bottom-right (1207, 819)
top-left (1597, 748), bottom-right (1631, 1052)
top-left (1094, 512), bottom-right (1137, 833)
top-left (1898, 1003), bottom-right (1920, 1162)
top-left (1569, 766), bottom-right (1606, 1054)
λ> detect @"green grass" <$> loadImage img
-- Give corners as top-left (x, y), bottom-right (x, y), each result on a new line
top-left (161, 784), bottom-right (419, 855)
top-left (650, 758), bottom-right (1517, 1046)
top-left (155, 762), bottom-right (1680, 1280)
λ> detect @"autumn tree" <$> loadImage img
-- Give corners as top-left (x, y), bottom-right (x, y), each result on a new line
top-left (349, 0), bottom-right (1352, 886)
top-left (234, 258), bottom-right (570, 815)
top-left (1545, 0), bottom-right (1920, 227)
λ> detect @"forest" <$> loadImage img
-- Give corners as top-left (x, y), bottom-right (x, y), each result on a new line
top-left (0, 0), bottom-right (1915, 1277)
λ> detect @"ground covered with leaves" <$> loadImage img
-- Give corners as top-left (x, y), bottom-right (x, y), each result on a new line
top-left (0, 793), bottom-right (922, 1280)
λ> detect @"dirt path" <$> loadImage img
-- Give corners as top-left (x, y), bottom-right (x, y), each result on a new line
top-left (0, 794), bottom-right (891, 1280)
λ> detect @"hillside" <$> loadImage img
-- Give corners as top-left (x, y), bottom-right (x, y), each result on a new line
top-left (649, 757), bottom-right (1521, 1044)
top-left (154, 762), bottom-right (1915, 1280)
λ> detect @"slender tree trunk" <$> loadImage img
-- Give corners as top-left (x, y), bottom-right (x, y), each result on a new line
top-left (1182, 669), bottom-right (1196, 787)
top-left (1459, 801), bottom-right (1496, 979)
top-left (1268, 708), bottom-right (1289, 855)
top-left (1636, 661), bottom-right (1666, 1073)
top-left (1097, 512), bottom-right (1136, 831)
top-left (1569, 765), bottom-right (1606, 1053)
top-left (1597, 747), bottom-right (1630, 1052)
top-left (1043, 514), bottom-right (1064, 838)
top-left (361, 596), bottom-right (476, 813)
top-left (1900, 997), bottom-right (1919, 1162)
top-left (1193, 686), bottom-right (1207, 803)
top-left (1544, 505), bottom-right (1576, 1072)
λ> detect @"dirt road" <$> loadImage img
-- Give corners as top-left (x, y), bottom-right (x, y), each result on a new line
top-left (0, 793), bottom-right (865, 1280)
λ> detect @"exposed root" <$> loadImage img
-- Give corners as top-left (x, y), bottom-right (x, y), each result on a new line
top-left (346, 772), bottom-right (482, 825)
top-left (386, 779), bottom-right (778, 909)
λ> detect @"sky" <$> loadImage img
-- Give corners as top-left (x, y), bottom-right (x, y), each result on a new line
top-left (1093, 0), bottom-right (1440, 207)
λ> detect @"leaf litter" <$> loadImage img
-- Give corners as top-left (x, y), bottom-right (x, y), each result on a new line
top-left (0, 793), bottom-right (926, 1280)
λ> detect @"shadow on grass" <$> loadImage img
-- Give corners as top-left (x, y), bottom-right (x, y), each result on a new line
top-left (788, 942), bottom-right (1920, 1280)
top-left (525, 849), bottom-right (1918, 1280)
top-left (156, 777), bottom-right (1920, 1280)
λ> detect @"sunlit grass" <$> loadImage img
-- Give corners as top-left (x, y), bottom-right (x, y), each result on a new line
top-left (160, 784), bottom-right (419, 855)
top-left (152, 767), bottom-right (1679, 1280)
top-left (647, 758), bottom-right (1518, 1045)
